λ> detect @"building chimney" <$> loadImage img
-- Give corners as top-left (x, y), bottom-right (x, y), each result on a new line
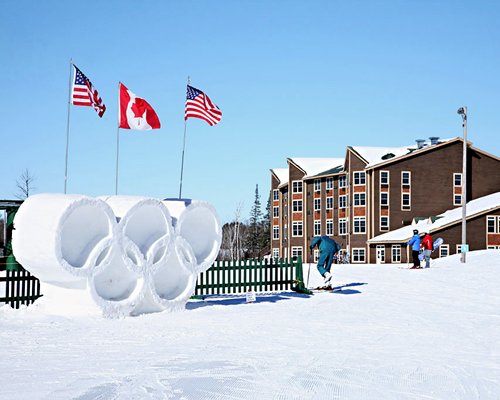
top-left (429, 136), bottom-right (440, 145)
top-left (416, 139), bottom-right (425, 149)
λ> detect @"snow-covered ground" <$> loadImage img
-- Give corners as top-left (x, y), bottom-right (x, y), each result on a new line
top-left (1, 250), bottom-right (499, 399)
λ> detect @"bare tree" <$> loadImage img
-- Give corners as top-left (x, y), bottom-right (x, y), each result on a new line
top-left (219, 202), bottom-right (245, 261)
top-left (15, 169), bottom-right (36, 199)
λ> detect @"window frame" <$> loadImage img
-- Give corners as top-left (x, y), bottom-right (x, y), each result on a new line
top-left (380, 192), bottom-right (389, 207)
top-left (354, 192), bottom-right (366, 206)
top-left (292, 221), bottom-right (303, 237)
top-left (402, 192), bottom-right (411, 211)
top-left (326, 197), bottom-right (333, 210)
top-left (292, 199), bottom-right (303, 213)
top-left (314, 220), bottom-right (321, 236)
top-left (454, 173), bottom-right (462, 187)
top-left (380, 170), bottom-right (389, 185)
top-left (339, 195), bottom-right (347, 209)
top-left (352, 248), bottom-right (366, 263)
top-left (326, 177), bottom-right (333, 190)
top-left (353, 216), bottom-right (366, 234)
top-left (380, 216), bottom-right (389, 231)
top-left (273, 206), bottom-right (279, 218)
top-left (339, 175), bottom-right (347, 188)
top-left (401, 171), bottom-right (411, 186)
top-left (439, 244), bottom-right (449, 257)
top-left (392, 245), bottom-right (401, 263)
top-left (326, 219), bottom-right (333, 235)
top-left (292, 180), bottom-right (303, 193)
top-left (353, 171), bottom-right (366, 186)
top-left (314, 198), bottom-right (321, 211)
top-left (314, 179), bottom-right (321, 192)
top-left (273, 225), bottom-right (279, 240)
top-left (339, 218), bottom-right (347, 235)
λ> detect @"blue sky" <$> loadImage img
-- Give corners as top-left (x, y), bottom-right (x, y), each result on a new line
top-left (1, 1), bottom-right (499, 222)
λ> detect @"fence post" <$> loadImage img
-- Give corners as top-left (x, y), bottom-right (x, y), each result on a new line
top-left (292, 256), bottom-right (312, 294)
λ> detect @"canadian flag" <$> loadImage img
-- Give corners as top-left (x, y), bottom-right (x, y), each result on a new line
top-left (118, 83), bottom-right (161, 130)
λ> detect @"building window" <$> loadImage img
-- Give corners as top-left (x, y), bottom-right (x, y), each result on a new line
top-left (339, 218), bottom-right (347, 235)
top-left (273, 226), bottom-right (279, 240)
top-left (292, 200), bottom-right (303, 213)
top-left (313, 249), bottom-right (319, 262)
top-left (273, 206), bottom-right (279, 218)
top-left (326, 197), bottom-right (333, 210)
top-left (272, 248), bottom-right (279, 258)
top-left (314, 198), bottom-right (321, 211)
top-left (292, 221), bottom-right (303, 237)
top-left (352, 248), bottom-right (365, 263)
top-left (291, 246), bottom-right (303, 260)
top-left (402, 171), bottom-right (411, 186)
top-left (339, 175), bottom-right (347, 188)
top-left (392, 245), bottom-right (401, 263)
top-left (454, 194), bottom-right (462, 206)
top-left (380, 216), bottom-right (389, 231)
top-left (380, 192), bottom-right (389, 206)
top-left (314, 220), bottom-right (321, 236)
top-left (339, 195), bottom-right (347, 209)
top-left (380, 171), bottom-right (389, 185)
top-left (456, 245), bottom-right (463, 254)
top-left (354, 192), bottom-right (366, 206)
top-left (354, 217), bottom-right (366, 233)
top-left (273, 189), bottom-right (279, 201)
top-left (440, 245), bottom-right (449, 257)
top-left (353, 171), bottom-right (366, 185)
top-left (326, 219), bottom-right (333, 235)
top-left (454, 173), bottom-right (462, 187)
top-left (487, 216), bottom-right (500, 233)
top-left (292, 180), bottom-right (303, 193)
top-left (326, 177), bottom-right (333, 190)
top-left (402, 193), bottom-right (411, 210)
top-left (314, 179), bottom-right (321, 192)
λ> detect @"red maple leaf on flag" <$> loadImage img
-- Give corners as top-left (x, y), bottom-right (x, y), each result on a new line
top-left (131, 98), bottom-right (148, 119)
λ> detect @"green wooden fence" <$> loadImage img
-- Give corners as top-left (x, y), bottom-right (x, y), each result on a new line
top-left (0, 258), bottom-right (42, 309)
top-left (194, 257), bottom-right (311, 296)
top-left (0, 257), bottom-right (311, 309)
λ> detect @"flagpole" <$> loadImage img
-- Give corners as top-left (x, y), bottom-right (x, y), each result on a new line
top-left (179, 120), bottom-right (188, 199)
top-left (115, 82), bottom-right (120, 195)
top-left (178, 76), bottom-right (190, 199)
top-left (64, 58), bottom-right (73, 194)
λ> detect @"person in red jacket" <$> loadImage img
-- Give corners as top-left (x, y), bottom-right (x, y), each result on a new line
top-left (421, 232), bottom-right (433, 268)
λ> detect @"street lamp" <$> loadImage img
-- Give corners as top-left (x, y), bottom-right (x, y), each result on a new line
top-left (457, 106), bottom-right (467, 263)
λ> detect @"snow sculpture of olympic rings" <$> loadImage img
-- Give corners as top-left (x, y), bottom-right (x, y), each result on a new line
top-left (12, 194), bottom-right (222, 317)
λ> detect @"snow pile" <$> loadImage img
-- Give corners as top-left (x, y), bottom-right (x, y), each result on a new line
top-left (11, 194), bottom-right (221, 317)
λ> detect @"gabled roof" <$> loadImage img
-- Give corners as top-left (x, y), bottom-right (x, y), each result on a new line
top-left (270, 168), bottom-right (289, 188)
top-left (351, 137), bottom-right (460, 169)
top-left (288, 157), bottom-right (344, 179)
top-left (368, 192), bottom-right (500, 243)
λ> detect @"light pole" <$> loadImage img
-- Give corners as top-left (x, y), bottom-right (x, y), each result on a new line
top-left (457, 106), bottom-right (467, 263)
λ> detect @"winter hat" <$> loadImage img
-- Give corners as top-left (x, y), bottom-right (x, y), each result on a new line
top-left (413, 229), bottom-right (418, 234)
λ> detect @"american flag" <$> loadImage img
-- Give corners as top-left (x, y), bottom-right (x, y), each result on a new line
top-left (72, 65), bottom-right (106, 117)
top-left (185, 85), bottom-right (222, 126)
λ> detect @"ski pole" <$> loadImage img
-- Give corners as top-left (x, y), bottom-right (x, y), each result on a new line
top-left (306, 251), bottom-right (312, 288)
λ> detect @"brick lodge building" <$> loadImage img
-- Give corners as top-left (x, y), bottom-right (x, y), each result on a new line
top-left (270, 137), bottom-right (500, 264)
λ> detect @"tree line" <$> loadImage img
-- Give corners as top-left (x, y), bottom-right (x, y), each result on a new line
top-left (218, 184), bottom-right (270, 261)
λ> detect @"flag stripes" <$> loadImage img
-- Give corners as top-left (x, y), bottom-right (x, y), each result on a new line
top-left (185, 85), bottom-right (222, 126)
top-left (71, 64), bottom-right (106, 117)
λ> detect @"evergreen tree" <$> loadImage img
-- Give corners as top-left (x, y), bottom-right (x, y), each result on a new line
top-left (246, 184), bottom-right (262, 258)
top-left (260, 194), bottom-right (271, 255)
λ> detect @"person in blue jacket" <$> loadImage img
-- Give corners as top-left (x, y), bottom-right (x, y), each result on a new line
top-left (407, 229), bottom-right (421, 268)
top-left (310, 235), bottom-right (341, 286)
